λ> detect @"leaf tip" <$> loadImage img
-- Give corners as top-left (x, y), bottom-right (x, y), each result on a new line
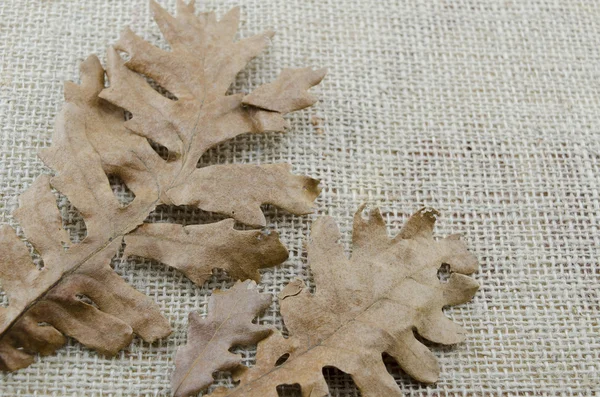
top-left (225, 5), bottom-right (241, 20)
top-left (264, 30), bottom-right (276, 40)
top-left (397, 207), bottom-right (440, 240)
top-left (279, 279), bottom-right (305, 300)
top-left (149, 0), bottom-right (161, 12)
top-left (312, 67), bottom-right (328, 86)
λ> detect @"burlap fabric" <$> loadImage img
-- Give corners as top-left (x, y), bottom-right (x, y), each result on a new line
top-left (0, 0), bottom-right (598, 395)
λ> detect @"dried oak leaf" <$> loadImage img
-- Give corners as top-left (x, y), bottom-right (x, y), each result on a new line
top-left (101, 0), bottom-right (326, 226)
top-left (172, 280), bottom-right (273, 397)
top-left (0, 0), bottom-right (324, 371)
top-left (206, 207), bottom-right (479, 397)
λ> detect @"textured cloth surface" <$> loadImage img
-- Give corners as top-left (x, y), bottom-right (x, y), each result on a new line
top-left (1, 0), bottom-right (599, 395)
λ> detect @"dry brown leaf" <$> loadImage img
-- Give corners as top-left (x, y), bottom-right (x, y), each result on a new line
top-left (124, 220), bottom-right (288, 286)
top-left (0, 0), bottom-right (324, 371)
top-left (100, 0), bottom-right (326, 224)
top-left (172, 280), bottom-right (273, 397)
top-left (206, 206), bottom-right (479, 397)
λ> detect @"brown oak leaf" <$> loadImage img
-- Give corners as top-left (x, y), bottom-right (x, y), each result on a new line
top-left (172, 280), bottom-right (273, 397)
top-left (100, 0), bottom-right (326, 223)
top-left (0, 0), bottom-right (324, 371)
top-left (205, 206), bottom-right (479, 397)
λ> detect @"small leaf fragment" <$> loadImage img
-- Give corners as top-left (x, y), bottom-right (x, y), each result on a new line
top-left (172, 280), bottom-right (273, 397)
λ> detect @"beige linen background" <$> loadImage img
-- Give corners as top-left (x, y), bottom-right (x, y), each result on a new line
top-left (1, 0), bottom-right (599, 395)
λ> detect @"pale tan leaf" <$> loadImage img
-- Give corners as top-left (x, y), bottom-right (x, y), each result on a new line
top-left (207, 207), bottom-right (479, 397)
top-left (0, 1), bottom-right (323, 371)
top-left (172, 281), bottom-right (273, 397)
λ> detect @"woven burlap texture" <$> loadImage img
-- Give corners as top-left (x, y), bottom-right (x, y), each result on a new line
top-left (1, 0), bottom-right (599, 395)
